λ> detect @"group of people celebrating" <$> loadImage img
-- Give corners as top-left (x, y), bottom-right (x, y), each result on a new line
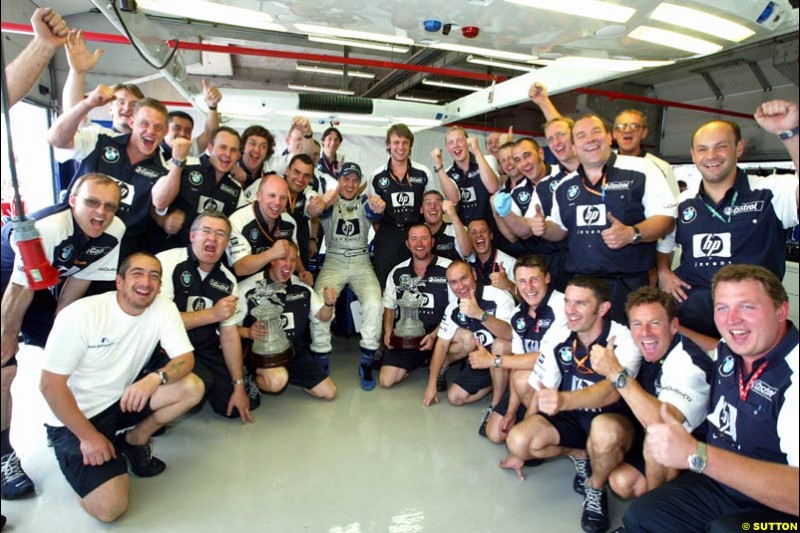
top-left (1, 7), bottom-right (798, 532)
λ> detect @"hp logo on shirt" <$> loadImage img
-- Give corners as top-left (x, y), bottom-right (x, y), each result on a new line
top-left (576, 205), bottom-right (606, 227)
top-left (693, 233), bottom-right (732, 258)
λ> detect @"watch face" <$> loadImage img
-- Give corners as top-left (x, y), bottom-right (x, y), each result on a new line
top-left (688, 455), bottom-right (706, 473)
top-left (614, 373), bottom-right (627, 388)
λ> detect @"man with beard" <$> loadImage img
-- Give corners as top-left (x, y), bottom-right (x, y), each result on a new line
top-left (1, 174), bottom-right (124, 500)
top-left (49, 89), bottom-right (172, 257)
top-left (149, 127), bottom-right (245, 251)
top-left (379, 224), bottom-right (452, 390)
top-left (39, 252), bottom-right (203, 522)
top-left (237, 242), bottom-right (337, 401)
top-left (156, 211), bottom-right (254, 423)
top-left (423, 261), bottom-right (515, 410)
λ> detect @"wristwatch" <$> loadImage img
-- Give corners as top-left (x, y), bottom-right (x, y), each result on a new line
top-left (493, 355), bottom-right (503, 369)
top-left (631, 225), bottom-right (642, 245)
top-left (232, 377), bottom-right (245, 386)
top-left (433, 165), bottom-right (443, 173)
top-left (479, 310), bottom-right (490, 323)
top-left (778, 126), bottom-right (799, 140)
top-left (155, 370), bottom-right (168, 386)
top-left (688, 441), bottom-right (707, 473)
top-left (611, 368), bottom-right (629, 389)
top-left (171, 157), bottom-right (186, 168)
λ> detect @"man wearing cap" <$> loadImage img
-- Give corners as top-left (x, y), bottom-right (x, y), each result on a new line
top-left (310, 163), bottom-right (386, 389)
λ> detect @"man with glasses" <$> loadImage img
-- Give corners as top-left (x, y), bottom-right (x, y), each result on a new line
top-left (612, 110), bottom-right (679, 199)
top-left (1, 173), bottom-right (124, 500)
top-left (504, 276), bottom-right (641, 533)
top-left (156, 211), bottom-right (255, 423)
top-left (49, 90), bottom-right (172, 258)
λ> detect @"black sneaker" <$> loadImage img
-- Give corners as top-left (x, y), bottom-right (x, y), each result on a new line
top-left (245, 371), bottom-right (262, 410)
top-left (115, 433), bottom-right (166, 478)
top-left (1, 452), bottom-right (34, 499)
top-left (436, 364), bottom-right (449, 392)
top-left (571, 455), bottom-right (592, 496)
top-left (581, 485), bottom-right (609, 533)
top-left (359, 361), bottom-right (376, 391)
top-left (478, 406), bottom-right (494, 437)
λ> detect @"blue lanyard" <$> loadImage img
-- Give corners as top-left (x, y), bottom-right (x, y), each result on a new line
top-left (700, 190), bottom-right (738, 224)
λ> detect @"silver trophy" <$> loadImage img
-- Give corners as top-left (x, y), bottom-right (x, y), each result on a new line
top-left (247, 280), bottom-right (294, 368)
top-left (391, 274), bottom-right (427, 349)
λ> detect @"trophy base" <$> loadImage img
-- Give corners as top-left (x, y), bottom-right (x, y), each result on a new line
top-left (246, 346), bottom-right (295, 369)
top-left (391, 334), bottom-right (423, 350)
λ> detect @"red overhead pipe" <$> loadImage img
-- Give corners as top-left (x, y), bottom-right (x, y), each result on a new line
top-left (574, 87), bottom-right (754, 120)
top-left (448, 122), bottom-right (543, 137)
top-left (1, 22), bottom-right (505, 83)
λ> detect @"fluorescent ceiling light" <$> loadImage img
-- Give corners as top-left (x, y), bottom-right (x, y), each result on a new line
top-left (650, 3), bottom-right (755, 42)
top-left (422, 79), bottom-right (485, 92)
top-left (396, 95), bottom-right (441, 104)
top-left (554, 56), bottom-right (674, 71)
top-left (428, 43), bottom-right (536, 62)
top-left (296, 64), bottom-right (375, 79)
top-left (294, 24), bottom-right (413, 46)
top-left (466, 55), bottom-right (537, 72)
top-left (308, 36), bottom-right (409, 54)
top-left (136, 0), bottom-right (287, 32)
top-left (287, 84), bottom-right (355, 96)
top-left (629, 26), bottom-right (723, 55)
top-left (397, 117), bottom-right (443, 127)
top-left (504, 0), bottom-right (636, 23)
top-left (274, 110), bottom-right (387, 123)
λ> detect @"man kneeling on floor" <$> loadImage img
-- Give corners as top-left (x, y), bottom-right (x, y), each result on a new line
top-left (423, 260), bottom-right (515, 409)
top-left (503, 276), bottom-right (641, 533)
top-left (237, 240), bottom-right (337, 400)
top-left (39, 253), bottom-right (204, 522)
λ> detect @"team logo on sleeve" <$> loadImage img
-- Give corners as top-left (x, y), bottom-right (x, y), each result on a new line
top-left (693, 233), bottom-right (732, 259)
top-left (60, 244), bottom-right (74, 261)
top-left (681, 206), bottom-right (697, 223)
top-left (549, 181), bottom-right (559, 193)
top-left (189, 171), bottom-right (204, 186)
top-left (187, 296), bottom-right (213, 311)
top-left (515, 317), bottom-right (527, 332)
top-left (559, 346), bottom-right (573, 364)
top-left (180, 270), bottom-right (193, 287)
top-left (577, 205), bottom-right (606, 227)
top-left (719, 355), bottom-right (735, 377)
top-left (567, 184), bottom-right (579, 200)
top-left (249, 228), bottom-right (260, 242)
top-left (102, 147), bottom-right (120, 163)
top-left (378, 176), bottom-right (391, 189)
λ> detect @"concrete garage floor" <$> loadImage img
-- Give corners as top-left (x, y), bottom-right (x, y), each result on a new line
top-left (3, 335), bottom-right (628, 532)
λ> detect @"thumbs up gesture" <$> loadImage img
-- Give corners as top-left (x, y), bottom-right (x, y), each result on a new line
top-left (499, 125), bottom-right (514, 145)
top-left (367, 193), bottom-right (386, 214)
top-left (490, 262), bottom-right (513, 292)
top-left (530, 203), bottom-right (547, 237)
top-left (601, 212), bottom-right (633, 250)
top-left (468, 339), bottom-right (493, 369)
top-left (589, 335), bottom-right (619, 378)
top-left (537, 381), bottom-right (562, 415)
top-left (644, 404), bottom-right (696, 470)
